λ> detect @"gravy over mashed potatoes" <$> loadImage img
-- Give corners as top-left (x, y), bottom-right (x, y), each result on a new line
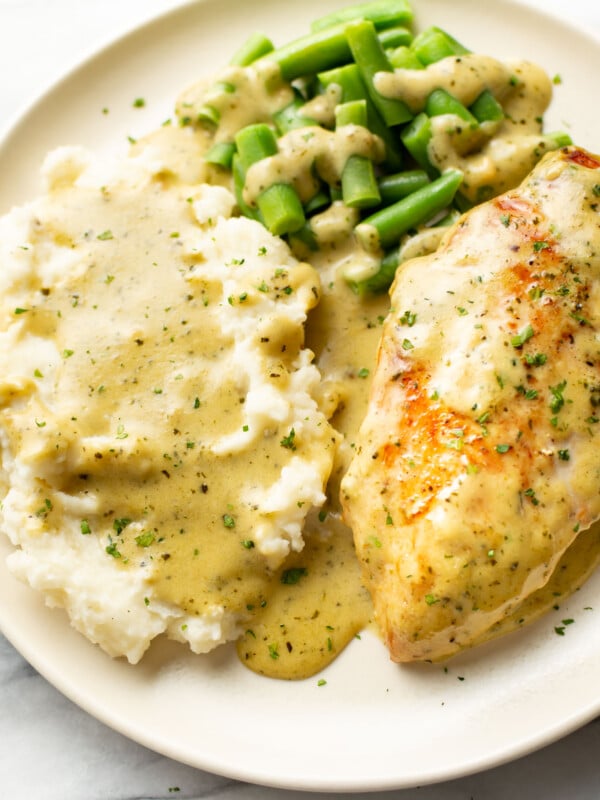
top-left (0, 138), bottom-right (342, 665)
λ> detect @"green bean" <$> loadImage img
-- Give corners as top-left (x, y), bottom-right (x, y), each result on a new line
top-left (350, 247), bottom-right (401, 295)
top-left (235, 122), bottom-right (278, 168)
top-left (318, 64), bottom-right (404, 170)
top-left (410, 26), bottom-right (470, 65)
top-left (204, 141), bottom-right (236, 169)
top-left (469, 89), bottom-right (504, 123)
top-left (264, 22), bottom-right (356, 81)
top-left (196, 80), bottom-right (236, 127)
top-left (400, 112), bottom-right (437, 175)
top-left (230, 32), bottom-right (274, 66)
top-left (273, 94), bottom-right (319, 135)
top-left (387, 45), bottom-right (423, 69)
top-left (542, 131), bottom-right (573, 149)
top-left (234, 123), bottom-right (305, 235)
top-left (232, 155), bottom-right (261, 222)
top-left (311, 0), bottom-right (413, 33)
top-left (304, 187), bottom-right (331, 215)
top-left (335, 100), bottom-right (381, 209)
top-left (258, 184), bottom-right (306, 236)
top-left (425, 88), bottom-right (479, 128)
top-left (288, 221), bottom-right (319, 254)
top-left (378, 169), bottom-right (430, 203)
top-left (355, 168), bottom-right (463, 251)
top-left (346, 19), bottom-right (413, 126)
top-left (335, 98), bottom-right (369, 128)
top-left (342, 155), bottom-right (382, 208)
top-left (377, 25), bottom-right (413, 49)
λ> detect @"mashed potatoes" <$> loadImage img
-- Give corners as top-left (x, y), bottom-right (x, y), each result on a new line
top-left (0, 139), bottom-right (337, 663)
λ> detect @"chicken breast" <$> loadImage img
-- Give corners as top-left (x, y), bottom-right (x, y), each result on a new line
top-left (341, 146), bottom-right (600, 662)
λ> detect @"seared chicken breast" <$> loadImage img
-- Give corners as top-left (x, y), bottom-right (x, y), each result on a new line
top-left (341, 146), bottom-right (600, 662)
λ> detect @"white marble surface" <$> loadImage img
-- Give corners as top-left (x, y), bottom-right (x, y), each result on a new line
top-left (0, 1), bottom-right (599, 797)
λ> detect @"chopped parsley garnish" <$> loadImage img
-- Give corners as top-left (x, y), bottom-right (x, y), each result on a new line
top-left (524, 352), bottom-right (547, 367)
top-left (135, 531), bottom-right (155, 547)
top-left (549, 380), bottom-right (567, 413)
top-left (280, 428), bottom-right (297, 450)
top-left (222, 513), bottom-right (235, 529)
top-left (113, 517), bottom-right (132, 535)
top-left (105, 538), bottom-right (122, 559)
top-left (399, 309), bottom-right (417, 326)
top-left (533, 240), bottom-right (550, 252)
top-left (80, 519), bottom-right (91, 535)
top-left (511, 323), bottom-right (534, 348)
top-left (281, 567), bottom-right (308, 585)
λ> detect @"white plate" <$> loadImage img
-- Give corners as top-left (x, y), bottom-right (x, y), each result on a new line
top-left (0, 0), bottom-right (599, 792)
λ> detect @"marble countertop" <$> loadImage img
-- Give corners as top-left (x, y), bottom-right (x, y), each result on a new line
top-left (0, 1), bottom-right (599, 797)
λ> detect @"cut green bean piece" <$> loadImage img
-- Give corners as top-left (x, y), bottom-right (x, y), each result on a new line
top-left (425, 88), bottom-right (479, 127)
top-left (235, 123), bottom-right (278, 169)
top-left (336, 100), bottom-right (381, 209)
top-left (288, 221), bottom-right (319, 253)
top-left (470, 89), bottom-right (504, 123)
top-left (232, 155), bottom-right (262, 222)
top-left (318, 63), bottom-right (367, 101)
top-left (265, 22), bottom-right (356, 81)
top-left (388, 45), bottom-right (424, 69)
top-left (543, 131), bottom-right (573, 148)
top-left (350, 247), bottom-right (400, 295)
top-left (356, 168), bottom-right (463, 251)
top-left (257, 183), bottom-right (305, 236)
top-left (378, 25), bottom-right (413, 49)
top-left (204, 141), bottom-right (236, 169)
top-left (304, 187), bottom-right (331, 215)
top-left (411, 26), bottom-right (470, 65)
top-left (400, 112), bottom-right (437, 176)
top-left (311, 0), bottom-right (413, 32)
top-left (230, 32), bottom-right (274, 66)
top-left (234, 123), bottom-right (305, 235)
top-left (342, 155), bottom-right (381, 208)
top-left (346, 19), bottom-right (413, 127)
top-left (196, 81), bottom-right (235, 127)
top-left (378, 169), bottom-right (430, 203)
top-left (318, 64), bottom-right (404, 170)
top-left (273, 95), bottom-right (319, 135)
top-left (335, 98), bottom-right (369, 128)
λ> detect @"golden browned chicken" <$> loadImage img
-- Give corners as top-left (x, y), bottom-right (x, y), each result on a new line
top-left (341, 146), bottom-right (600, 662)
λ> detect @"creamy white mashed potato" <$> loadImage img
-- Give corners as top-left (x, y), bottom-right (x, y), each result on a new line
top-left (0, 142), bottom-right (336, 663)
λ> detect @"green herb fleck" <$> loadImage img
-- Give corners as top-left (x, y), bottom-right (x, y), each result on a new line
top-left (113, 518), bottom-right (132, 535)
top-left (511, 323), bottom-right (534, 348)
top-left (399, 309), bottom-right (417, 326)
top-left (80, 519), bottom-right (91, 535)
top-left (281, 567), bottom-right (308, 585)
top-left (135, 531), bottom-right (155, 547)
top-left (280, 428), bottom-right (297, 450)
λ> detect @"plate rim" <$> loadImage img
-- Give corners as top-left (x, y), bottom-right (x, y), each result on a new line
top-left (0, 0), bottom-right (599, 791)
